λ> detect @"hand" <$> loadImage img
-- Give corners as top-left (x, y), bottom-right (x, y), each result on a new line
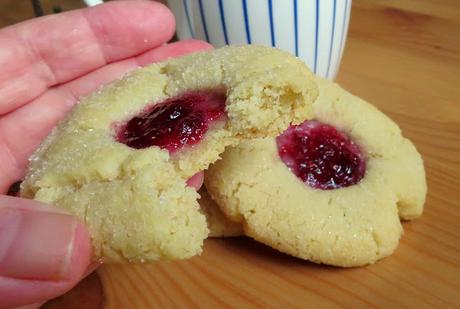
top-left (0, 1), bottom-right (211, 307)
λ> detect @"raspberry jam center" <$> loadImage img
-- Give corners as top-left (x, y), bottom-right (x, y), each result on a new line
top-left (276, 120), bottom-right (366, 190)
top-left (117, 90), bottom-right (226, 152)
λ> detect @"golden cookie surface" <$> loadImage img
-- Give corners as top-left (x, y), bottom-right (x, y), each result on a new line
top-left (205, 78), bottom-right (426, 267)
top-left (21, 46), bottom-right (317, 263)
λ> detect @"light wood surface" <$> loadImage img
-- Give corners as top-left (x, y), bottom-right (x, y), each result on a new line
top-left (8, 0), bottom-right (455, 307)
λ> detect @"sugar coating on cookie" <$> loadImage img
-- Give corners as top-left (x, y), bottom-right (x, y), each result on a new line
top-left (198, 188), bottom-right (243, 238)
top-left (20, 46), bottom-right (317, 263)
top-left (205, 78), bottom-right (426, 267)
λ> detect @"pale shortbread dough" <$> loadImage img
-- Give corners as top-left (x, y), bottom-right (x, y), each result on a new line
top-left (205, 78), bottom-right (426, 267)
top-left (21, 46), bottom-right (317, 263)
top-left (198, 188), bottom-right (243, 237)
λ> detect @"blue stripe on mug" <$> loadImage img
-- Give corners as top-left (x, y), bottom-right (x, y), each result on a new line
top-left (168, 0), bottom-right (351, 79)
top-left (268, 0), bottom-right (275, 47)
top-left (294, 0), bottom-right (298, 57)
top-left (326, 0), bottom-right (337, 78)
top-left (242, 0), bottom-right (251, 44)
top-left (314, 0), bottom-right (319, 74)
top-left (198, 0), bottom-right (210, 42)
top-left (218, 0), bottom-right (229, 44)
top-left (182, 0), bottom-right (195, 38)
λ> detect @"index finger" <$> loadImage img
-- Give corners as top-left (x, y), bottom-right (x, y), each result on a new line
top-left (0, 0), bottom-right (175, 115)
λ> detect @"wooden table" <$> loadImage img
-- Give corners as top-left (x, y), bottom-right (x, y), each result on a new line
top-left (0, 0), bottom-right (85, 28)
top-left (39, 0), bottom-right (460, 308)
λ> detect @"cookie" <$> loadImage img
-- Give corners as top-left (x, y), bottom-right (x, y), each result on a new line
top-left (198, 188), bottom-right (243, 237)
top-left (205, 77), bottom-right (426, 267)
top-left (20, 46), bottom-right (318, 263)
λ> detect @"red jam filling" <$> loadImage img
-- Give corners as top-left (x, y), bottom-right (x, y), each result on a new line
top-left (116, 90), bottom-right (226, 153)
top-left (276, 120), bottom-right (366, 190)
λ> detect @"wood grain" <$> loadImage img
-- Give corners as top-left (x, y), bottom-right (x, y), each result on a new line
top-left (3, 0), bottom-right (455, 307)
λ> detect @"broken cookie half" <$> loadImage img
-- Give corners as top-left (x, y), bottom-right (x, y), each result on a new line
top-left (20, 46), bottom-right (318, 263)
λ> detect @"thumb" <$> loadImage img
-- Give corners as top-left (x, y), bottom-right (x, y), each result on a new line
top-left (0, 195), bottom-right (92, 309)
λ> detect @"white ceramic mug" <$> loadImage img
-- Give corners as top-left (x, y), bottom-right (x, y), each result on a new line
top-left (166, 0), bottom-right (351, 79)
top-left (83, 0), bottom-right (351, 79)
top-left (83, 0), bottom-right (104, 6)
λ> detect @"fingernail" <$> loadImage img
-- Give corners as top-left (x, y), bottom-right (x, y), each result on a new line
top-left (0, 208), bottom-right (79, 280)
top-left (186, 172), bottom-right (204, 190)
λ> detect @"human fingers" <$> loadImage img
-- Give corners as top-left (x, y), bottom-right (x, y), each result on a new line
top-left (0, 40), bottom-right (213, 193)
top-left (0, 0), bottom-right (175, 115)
top-left (0, 196), bottom-right (92, 308)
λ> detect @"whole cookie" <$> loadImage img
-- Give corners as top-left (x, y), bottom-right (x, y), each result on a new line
top-left (21, 46), bottom-right (317, 263)
top-left (205, 78), bottom-right (426, 267)
top-left (198, 188), bottom-right (243, 237)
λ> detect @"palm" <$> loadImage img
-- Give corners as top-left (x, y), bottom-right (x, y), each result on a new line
top-left (0, 1), bottom-right (210, 193)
